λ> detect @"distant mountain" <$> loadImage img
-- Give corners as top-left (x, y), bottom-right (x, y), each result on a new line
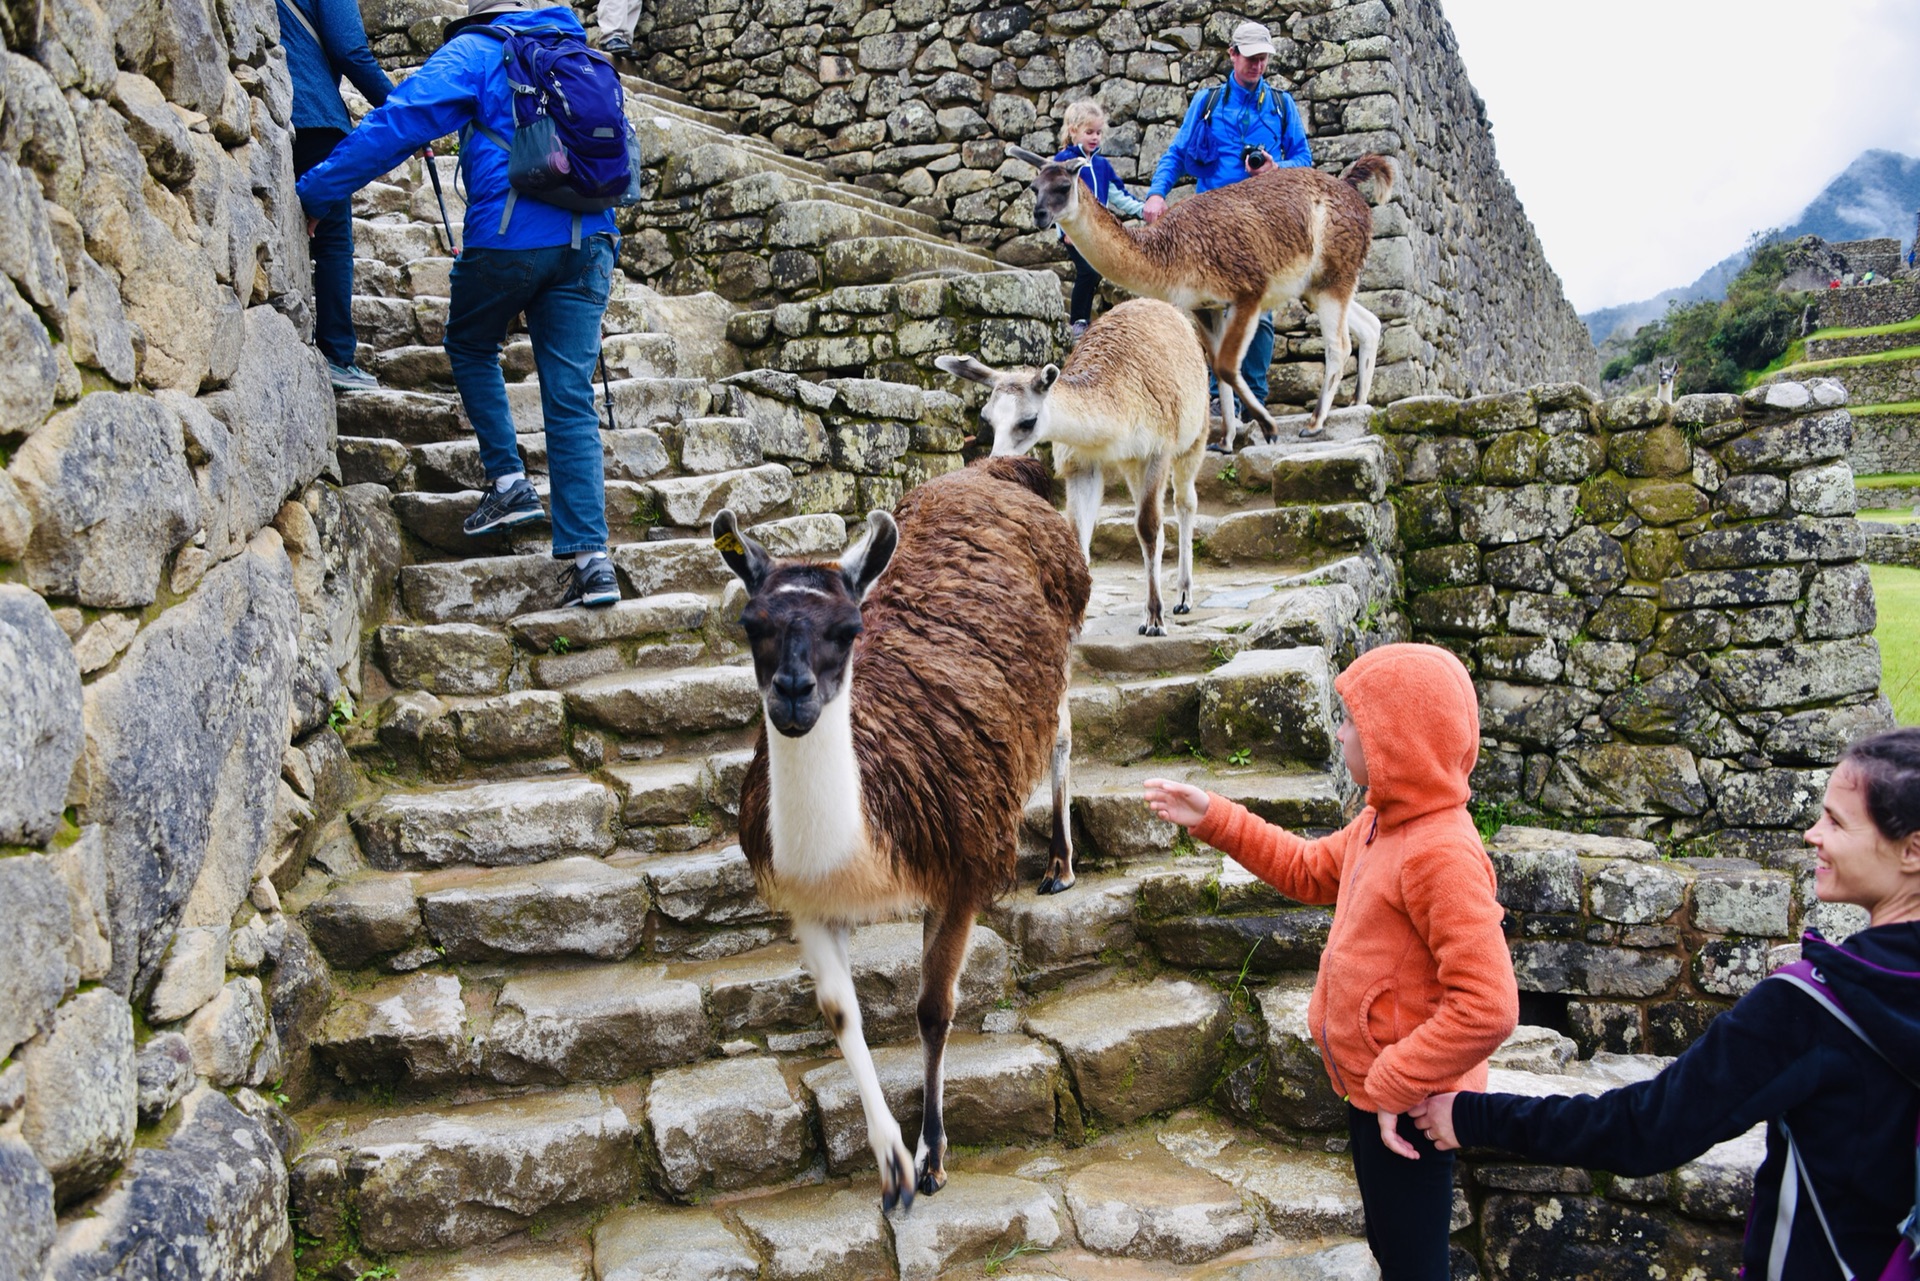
top-left (1583, 150), bottom-right (1920, 345)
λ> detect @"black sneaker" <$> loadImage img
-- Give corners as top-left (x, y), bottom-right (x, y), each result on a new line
top-left (559, 556), bottom-right (620, 608)
top-left (463, 478), bottom-right (546, 536)
top-left (601, 33), bottom-right (633, 56)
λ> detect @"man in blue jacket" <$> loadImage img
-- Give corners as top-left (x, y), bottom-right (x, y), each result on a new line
top-left (296, 0), bottom-right (622, 608)
top-left (1144, 21), bottom-right (1312, 432)
top-left (278, 0), bottom-right (394, 391)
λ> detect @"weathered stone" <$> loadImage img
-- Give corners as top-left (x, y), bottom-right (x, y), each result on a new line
top-left (1158, 1116), bottom-right (1367, 1238)
top-left (1674, 1125), bottom-right (1765, 1220)
top-left (1789, 461), bottom-right (1856, 516)
top-left (891, 1173), bottom-right (1062, 1281)
top-left (1763, 698), bottom-right (1897, 765)
top-left (1695, 937), bottom-right (1774, 998)
top-left (1245, 977), bottom-right (1346, 1130)
top-left (1478, 681), bottom-right (1600, 751)
top-left (1683, 516), bottom-right (1862, 571)
top-left (1025, 979), bottom-right (1229, 1126)
top-left (649, 463), bottom-right (793, 527)
top-left (9, 391), bottom-right (197, 606)
top-left (1718, 411), bottom-right (1850, 472)
top-left (19, 988), bottom-right (135, 1201)
top-left (400, 554), bottom-right (559, 624)
top-left (1510, 941), bottom-right (1682, 998)
top-left (986, 875), bottom-right (1138, 971)
top-left (450, 690), bottom-right (566, 762)
top-left (643, 845), bottom-right (771, 929)
top-left (733, 1185), bottom-right (893, 1281)
top-left (1802, 563), bottom-right (1876, 640)
top-left (301, 874), bottom-right (422, 969)
top-left (648, 1055), bottom-right (809, 1196)
top-left (1480, 1191), bottom-right (1728, 1280)
top-left (377, 622), bottom-right (513, 695)
top-left (1488, 845), bottom-right (1582, 914)
top-left (593, 1205), bottom-right (757, 1281)
top-left (0, 853), bottom-right (73, 1064)
top-left (489, 963), bottom-right (709, 1082)
top-left (1454, 484), bottom-right (1579, 545)
top-left (1589, 860), bottom-right (1687, 925)
top-left (1197, 647), bottom-right (1336, 764)
top-left (1714, 768), bottom-right (1828, 830)
top-left (294, 1088), bottom-right (641, 1253)
top-left (82, 535), bottom-right (298, 993)
top-left (418, 857), bottom-right (650, 961)
top-left (0, 1134), bottom-right (56, 1281)
top-left (1490, 1024), bottom-right (1579, 1074)
top-left (146, 925), bottom-right (228, 1023)
top-left (133, 1031), bottom-right (196, 1125)
top-left (1553, 525), bottom-right (1627, 592)
top-left (1538, 744), bottom-right (1707, 817)
top-left (1491, 824), bottom-right (1661, 862)
top-left (182, 976), bottom-right (271, 1088)
top-left (566, 665), bottom-right (760, 736)
top-left (316, 972), bottom-right (474, 1086)
top-left (804, 1033), bottom-right (1059, 1173)
top-left (1707, 638), bottom-right (1881, 711)
top-left (353, 778), bottom-right (617, 869)
top-left (1066, 1152), bottom-right (1257, 1263)
top-left (44, 1085), bottom-right (288, 1281)
top-left (1686, 859), bottom-right (1792, 936)
top-left (0, 274), bottom-right (57, 435)
top-left (1660, 567), bottom-right (1803, 609)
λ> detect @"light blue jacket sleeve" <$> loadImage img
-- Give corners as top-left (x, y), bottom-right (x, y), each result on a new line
top-left (295, 41), bottom-right (482, 215)
top-left (1149, 90), bottom-right (1212, 198)
top-left (1107, 182), bottom-right (1145, 218)
top-left (1274, 91), bottom-right (1312, 168)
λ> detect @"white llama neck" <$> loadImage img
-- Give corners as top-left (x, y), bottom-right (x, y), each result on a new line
top-left (765, 685), bottom-right (867, 882)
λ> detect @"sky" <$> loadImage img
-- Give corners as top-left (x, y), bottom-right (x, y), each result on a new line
top-left (1440, 0), bottom-right (1920, 313)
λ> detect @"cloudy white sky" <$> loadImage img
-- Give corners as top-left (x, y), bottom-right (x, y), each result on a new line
top-left (1440, 0), bottom-right (1920, 312)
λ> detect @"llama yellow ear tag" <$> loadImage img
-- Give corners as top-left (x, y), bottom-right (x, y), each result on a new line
top-left (714, 530), bottom-right (746, 556)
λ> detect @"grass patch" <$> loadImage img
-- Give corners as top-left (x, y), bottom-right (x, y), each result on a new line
top-left (1854, 402), bottom-right (1920, 417)
top-left (1807, 316), bottom-right (1920, 343)
top-left (1869, 564), bottom-right (1920, 725)
top-left (1863, 510), bottom-right (1920, 525)
top-left (1773, 343), bottom-right (1920, 377)
top-left (1857, 473), bottom-right (1920, 489)
top-left (1746, 339), bottom-right (1807, 386)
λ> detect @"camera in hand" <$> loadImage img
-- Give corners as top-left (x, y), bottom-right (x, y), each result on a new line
top-left (1242, 143), bottom-right (1270, 171)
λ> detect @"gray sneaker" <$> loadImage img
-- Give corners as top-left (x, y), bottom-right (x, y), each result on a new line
top-left (328, 361), bottom-right (378, 392)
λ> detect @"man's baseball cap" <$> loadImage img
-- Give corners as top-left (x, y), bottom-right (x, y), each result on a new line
top-left (1230, 20), bottom-right (1276, 56)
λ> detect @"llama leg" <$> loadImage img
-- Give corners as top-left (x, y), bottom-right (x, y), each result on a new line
top-left (1349, 301), bottom-right (1381, 408)
top-left (1062, 463), bottom-right (1102, 563)
top-left (1170, 440), bottom-right (1203, 615)
top-left (797, 919), bottom-right (915, 1212)
top-left (914, 904), bottom-right (976, 1195)
top-left (1305, 294), bottom-right (1352, 437)
top-left (1041, 684), bottom-right (1075, 893)
top-left (1132, 453), bottom-right (1169, 635)
top-left (1216, 304), bottom-right (1279, 447)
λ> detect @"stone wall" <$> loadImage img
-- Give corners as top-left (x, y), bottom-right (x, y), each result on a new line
top-left (1816, 277), bottom-right (1920, 330)
top-left (1384, 378), bottom-right (1891, 860)
top-left (1867, 523), bottom-right (1920, 568)
top-left (0, 1), bottom-right (397, 1274)
top-left (1852, 413), bottom-right (1920, 479)
top-left (613, 0), bottom-right (1598, 405)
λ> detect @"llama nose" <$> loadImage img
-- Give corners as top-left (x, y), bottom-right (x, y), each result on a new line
top-left (773, 669), bottom-right (815, 702)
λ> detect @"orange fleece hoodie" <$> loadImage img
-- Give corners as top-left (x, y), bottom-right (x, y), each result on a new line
top-left (1191, 642), bottom-right (1519, 1114)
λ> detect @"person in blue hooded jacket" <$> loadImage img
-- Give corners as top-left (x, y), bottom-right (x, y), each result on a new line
top-left (277, 0), bottom-right (394, 391)
top-left (1053, 99), bottom-right (1145, 342)
top-left (296, 0), bottom-right (622, 609)
top-left (1143, 20), bottom-right (1311, 434)
top-left (1411, 727), bottom-right (1920, 1281)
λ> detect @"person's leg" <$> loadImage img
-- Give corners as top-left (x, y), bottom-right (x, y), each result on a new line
top-left (1346, 1104), bottom-right (1456, 1281)
top-left (522, 234), bottom-right (614, 559)
top-left (293, 128), bottom-right (359, 372)
top-left (446, 247), bottom-right (542, 486)
top-left (1235, 309), bottom-right (1275, 423)
top-left (596, 0), bottom-right (639, 45)
top-left (1067, 245), bottom-right (1099, 327)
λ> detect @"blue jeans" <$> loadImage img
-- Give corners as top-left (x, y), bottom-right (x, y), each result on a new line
top-left (293, 129), bottom-right (356, 368)
top-left (1208, 309), bottom-right (1275, 417)
top-left (446, 235), bottom-right (614, 558)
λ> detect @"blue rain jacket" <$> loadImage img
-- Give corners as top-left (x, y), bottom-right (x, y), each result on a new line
top-left (277, 0), bottom-right (393, 132)
top-left (294, 5), bottom-right (619, 252)
top-left (1052, 145), bottom-right (1145, 217)
top-left (1149, 77), bottom-right (1312, 198)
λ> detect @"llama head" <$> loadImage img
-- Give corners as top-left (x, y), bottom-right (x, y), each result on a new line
top-left (934, 352), bottom-right (1058, 456)
top-left (1007, 144), bottom-right (1085, 230)
top-left (714, 508), bottom-right (899, 737)
top-left (1656, 362), bottom-right (1679, 403)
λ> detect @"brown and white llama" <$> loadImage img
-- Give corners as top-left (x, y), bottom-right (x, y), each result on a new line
top-left (1009, 144), bottom-right (1396, 451)
top-left (935, 296), bottom-right (1210, 636)
top-left (713, 455), bottom-right (1091, 1211)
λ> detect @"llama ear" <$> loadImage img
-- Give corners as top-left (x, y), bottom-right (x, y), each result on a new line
top-left (840, 511), bottom-right (898, 602)
top-left (1059, 156), bottom-right (1087, 176)
top-left (934, 353), bottom-right (999, 386)
top-left (1039, 363), bottom-right (1060, 390)
top-left (1006, 144), bottom-right (1048, 168)
top-left (712, 509), bottom-right (771, 592)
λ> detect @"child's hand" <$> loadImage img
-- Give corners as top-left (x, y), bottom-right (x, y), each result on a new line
top-left (1144, 779), bottom-right (1210, 828)
top-left (1408, 1093), bottom-right (1460, 1151)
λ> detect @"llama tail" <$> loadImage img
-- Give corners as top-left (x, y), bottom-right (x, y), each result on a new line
top-left (1340, 154), bottom-right (1397, 205)
top-left (974, 454), bottom-right (1053, 501)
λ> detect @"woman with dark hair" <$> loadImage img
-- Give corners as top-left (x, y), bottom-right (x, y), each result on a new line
top-left (1412, 728), bottom-right (1920, 1280)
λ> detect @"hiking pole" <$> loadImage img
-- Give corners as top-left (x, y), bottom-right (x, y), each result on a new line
top-left (598, 353), bottom-right (616, 434)
top-left (422, 147), bottom-right (459, 256)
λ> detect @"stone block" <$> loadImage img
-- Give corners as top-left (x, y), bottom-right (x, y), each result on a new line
top-left (1538, 744), bottom-right (1708, 817)
top-left (1713, 768), bottom-right (1828, 830)
top-left (732, 1186), bottom-right (893, 1281)
top-left (890, 1174), bottom-right (1062, 1281)
top-left (1589, 860), bottom-right (1687, 925)
top-left (353, 778), bottom-right (617, 869)
top-left (1695, 936), bottom-right (1773, 997)
top-left (301, 874), bottom-right (423, 969)
top-left (0, 588), bottom-right (83, 848)
top-left (593, 1206), bottom-right (757, 1281)
top-left (451, 690), bottom-right (566, 761)
top-left (1707, 638), bottom-right (1881, 711)
top-left (1683, 516), bottom-right (1861, 570)
top-left (1158, 1116), bottom-right (1367, 1237)
top-left (1717, 411), bottom-right (1850, 472)
top-left (1510, 941), bottom-right (1682, 998)
top-left (1674, 1126), bottom-right (1765, 1221)
top-left (1659, 567), bottom-right (1803, 609)
top-left (1252, 976), bottom-right (1346, 1131)
top-left (418, 858), bottom-right (650, 961)
top-left (0, 855), bottom-right (73, 1063)
top-left (647, 1056), bottom-right (810, 1196)
top-left (147, 925), bottom-right (229, 1023)
top-left (1024, 979), bottom-right (1229, 1126)
top-left (642, 845), bottom-right (771, 929)
top-left (1408, 584), bottom-right (1498, 635)
top-left (489, 964), bottom-right (709, 1082)
top-left (986, 875), bottom-right (1138, 973)
top-left (1686, 860), bottom-right (1792, 936)
top-left (1802, 563), bottom-right (1876, 639)
top-left (182, 976), bottom-right (272, 1088)
top-left (1478, 682), bottom-right (1599, 752)
top-left (18, 989), bottom-right (135, 1202)
top-left (565, 665), bottom-right (761, 737)
top-left (1479, 1193), bottom-right (1727, 1280)
top-left (316, 972), bottom-right (473, 1086)
top-left (1197, 647), bottom-right (1335, 765)
top-left (1454, 484), bottom-right (1579, 545)
top-left (134, 1032), bottom-right (196, 1126)
top-left (1488, 845), bottom-right (1581, 915)
top-left (378, 622), bottom-right (514, 696)
top-left (1066, 1153), bottom-right (1257, 1263)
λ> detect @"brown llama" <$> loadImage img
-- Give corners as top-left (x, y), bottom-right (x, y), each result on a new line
top-left (713, 455), bottom-right (1091, 1211)
top-left (1009, 144), bottom-right (1396, 450)
top-left (936, 296), bottom-right (1210, 637)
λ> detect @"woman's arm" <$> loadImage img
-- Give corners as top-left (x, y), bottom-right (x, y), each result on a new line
top-left (317, 0), bottom-right (395, 108)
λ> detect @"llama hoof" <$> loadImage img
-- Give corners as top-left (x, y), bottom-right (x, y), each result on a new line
top-left (1171, 602), bottom-right (1192, 615)
top-left (879, 1146), bottom-right (915, 1214)
top-left (1037, 873), bottom-right (1076, 894)
top-left (1296, 423), bottom-right (1327, 440)
top-left (916, 1162), bottom-right (948, 1196)
top-left (1139, 623), bottom-right (1166, 637)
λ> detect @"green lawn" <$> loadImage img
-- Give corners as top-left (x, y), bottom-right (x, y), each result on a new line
top-left (1862, 509), bottom-right (1920, 524)
top-left (1870, 564), bottom-right (1920, 725)
top-left (1858, 472), bottom-right (1920, 489)
top-left (1773, 343), bottom-right (1920, 377)
top-left (1807, 316), bottom-right (1920, 343)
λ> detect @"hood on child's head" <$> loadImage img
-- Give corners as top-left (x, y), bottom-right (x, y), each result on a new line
top-left (1333, 642), bottom-right (1479, 827)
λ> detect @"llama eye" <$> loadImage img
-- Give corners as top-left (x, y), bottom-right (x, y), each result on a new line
top-left (827, 624), bottom-right (862, 645)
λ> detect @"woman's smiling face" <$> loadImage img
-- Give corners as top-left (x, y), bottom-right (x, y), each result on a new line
top-left (1805, 761), bottom-right (1911, 918)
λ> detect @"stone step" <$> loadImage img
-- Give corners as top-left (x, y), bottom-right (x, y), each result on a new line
top-left (350, 777), bottom-right (619, 870)
top-left (822, 236), bottom-right (1004, 289)
top-left (289, 1086), bottom-right (644, 1255)
top-left (1023, 977), bottom-right (1232, 1127)
top-left (762, 198), bottom-right (945, 251)
top-left (335, 387), bottom-right (467, 445)
top-left (1203, 501), bottom-right (1392, 567)
top-left (564, 664), bottom-right (761, 739)
top-left (338, 435), bottom-right (410, 486)
top-left (644, 462), bottom-right (795, 528)
top-left (1805, 321), bottom-right (1920, 361)
top-left (390, 481), bottom-right (664, 554)
top-left (400, 552), bottom-right (574, 624)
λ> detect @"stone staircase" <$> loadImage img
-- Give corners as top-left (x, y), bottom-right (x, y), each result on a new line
top-left (1768, 312), bottom-right (1920, 517)
top-left (275, 81), bottom-right (1757, 1281)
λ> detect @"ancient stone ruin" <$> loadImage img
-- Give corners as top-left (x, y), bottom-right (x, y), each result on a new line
top-left (0, 0), bottom-right (1889, 1278)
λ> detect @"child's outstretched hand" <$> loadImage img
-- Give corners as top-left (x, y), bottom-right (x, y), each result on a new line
top-left (1144, 778), bottom-right (1210, 828)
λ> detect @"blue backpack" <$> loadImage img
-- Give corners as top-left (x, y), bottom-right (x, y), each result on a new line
top-left (452, 22), bottom-right (641, 238)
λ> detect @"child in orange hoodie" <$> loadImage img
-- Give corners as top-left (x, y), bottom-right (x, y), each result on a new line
top-left (1146, 642), bottom-right (1518, 1281)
